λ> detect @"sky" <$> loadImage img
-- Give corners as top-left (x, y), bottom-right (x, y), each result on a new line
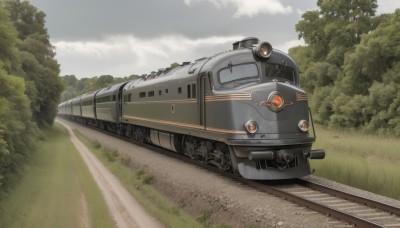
top-left (27, 0), bottom-right (400, 79)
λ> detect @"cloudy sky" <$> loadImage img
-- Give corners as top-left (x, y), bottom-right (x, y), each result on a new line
top-left (28, 0), bottom-right (400, 78)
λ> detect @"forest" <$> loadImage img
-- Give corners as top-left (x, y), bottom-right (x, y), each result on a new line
top-left (0, 1), bottom-right (63, 198)
top-left (289, 0), bottom-right (400, 136)
top-left (1, 0), bottom-right (400, 197)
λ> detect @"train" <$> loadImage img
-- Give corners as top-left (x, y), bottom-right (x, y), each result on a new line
top-left (58, 37), bottom-right (325, 180)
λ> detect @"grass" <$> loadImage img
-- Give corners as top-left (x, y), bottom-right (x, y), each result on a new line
top-left (0, 123), bottom-right (115, 228)
top-left (310, 125), bottom-right (400, 200)
top-left (75, 130), bottom-right (210, 228)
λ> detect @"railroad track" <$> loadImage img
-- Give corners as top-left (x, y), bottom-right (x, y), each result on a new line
top-left (61, 118), bottom-right (400, 227)
top-left (239, 178), bottom-right (400, 228)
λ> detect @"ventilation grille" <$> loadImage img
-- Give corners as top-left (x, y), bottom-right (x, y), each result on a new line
top-left (255, 156), bottom-right (299, 170)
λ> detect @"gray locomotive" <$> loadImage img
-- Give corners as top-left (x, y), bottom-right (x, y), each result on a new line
top-left (59, 37), bottom-right (325, 180)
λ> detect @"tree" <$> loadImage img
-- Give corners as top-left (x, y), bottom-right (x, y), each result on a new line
top-left (290, 0), bottom-right (379, 125)
top-left (291, 3), bottom-right (400, 136)
top-left (0, 4), bottom-right (19, 74)
top-left (0, 66), bottom-right (39, 196)
top-left (5, 1), bottom-right (63, 126)
top-left (342, 10), bottom-right (400, 94)
top-left (296, 0), bottom-right (377, 63)
top-left (339, 10), bottom-right (400, 135)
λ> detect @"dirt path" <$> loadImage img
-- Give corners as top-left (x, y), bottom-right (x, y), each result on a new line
top-left (58, 120), bottom-right (163, 228)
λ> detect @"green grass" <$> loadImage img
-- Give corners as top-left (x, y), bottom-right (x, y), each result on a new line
top-left (0, 123), bottom-right (115, 228)
top-left (310, 125), bottom-right (400, 200)
top-left (75, 131), bottom-right (209, 228)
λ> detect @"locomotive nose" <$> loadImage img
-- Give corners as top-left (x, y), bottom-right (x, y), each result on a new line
top-left (248, 82), bottom-right (311, 135)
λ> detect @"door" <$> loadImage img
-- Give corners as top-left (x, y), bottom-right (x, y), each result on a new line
top-left (199, 72), bottom-right (211, 130)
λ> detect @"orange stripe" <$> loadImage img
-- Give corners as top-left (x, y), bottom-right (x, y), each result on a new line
top-left (127, 99), bottom-right (197, 104)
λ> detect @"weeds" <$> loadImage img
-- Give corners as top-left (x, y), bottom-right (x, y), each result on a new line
top-left (136, 169), bottom-right (145, 179)
top-left (141, 173), bottom-right (154, 185)
top-left (169, 206), bottom-right (180, 216)
top-left (119, 155), bottom-right (131, 167)
top-left (136, 169), bottom-right (154, 185)
top-left (215, 222), bottom-right (231, 228)
top-left (91, 140), bottom-right (101, 149)
top-left (196, 209), bottom-right (212, 226)
top-left (102, 147), bottom-right (118, 162)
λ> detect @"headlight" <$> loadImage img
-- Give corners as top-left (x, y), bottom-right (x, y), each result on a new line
top-left (298, 120), bottom-right (309, 133)
top-left (267, 91), bottom-right (285, 112)
top-left (255, 42), bottom-right (273, 58)
top-left (244, 120), bottom-right (258, 134)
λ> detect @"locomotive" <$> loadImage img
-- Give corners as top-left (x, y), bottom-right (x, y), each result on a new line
top-left (59, 37), bottom-right (325, 180)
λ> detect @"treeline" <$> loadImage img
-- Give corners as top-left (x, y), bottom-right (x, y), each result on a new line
top-left (290, 1), bottom-right (400, 136)
top-left (0, 1), bottom-right (63, 197)
top-left (60, 74), bottom-right (140, 101)
top-left (60, 63), bottom-right (183, 101)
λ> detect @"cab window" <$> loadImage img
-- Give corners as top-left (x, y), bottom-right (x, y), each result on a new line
top-left (265, 63), bottom-right (296, 83)
top-left (218, 63), bottom-right (258, 84)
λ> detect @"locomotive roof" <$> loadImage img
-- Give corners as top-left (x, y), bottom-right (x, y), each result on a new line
top-left (81, 89), bottom-right (101, 101)
top-left (129, 39), bottom-right (298, 86)
top-left (70, 95), bottom-right (82, 104)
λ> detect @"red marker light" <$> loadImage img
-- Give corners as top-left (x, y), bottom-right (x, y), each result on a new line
top-left (266, 92), bottom-right (285, 112)
top-left (271, 94), bottom-right (284, 110)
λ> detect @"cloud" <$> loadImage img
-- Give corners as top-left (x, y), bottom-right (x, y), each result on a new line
top-left (376, 0), bottom-right (400, 14)
top-left (184, 0), bottom-right (292, 17)
top-left (274, 39), bottom-right (305, 53)
top-left (53, 34), bottom-right (243, 78)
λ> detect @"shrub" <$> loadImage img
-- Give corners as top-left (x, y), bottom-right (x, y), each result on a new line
top-left (136, 169), bottom-right (145, 179)
top-left (141, 173), bottom-right (154, 185)
top-left (196, 209), bottom-right (212, 226)
top-left (91, 140), bottom-right (101, 149)
top-left (119, 155), bottom-right (131, 167)
top-left (102, 147), bottom-right (118, 162)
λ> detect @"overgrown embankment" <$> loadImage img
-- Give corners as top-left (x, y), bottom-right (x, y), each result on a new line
top-left (74, 130), bottom-right (212, 228)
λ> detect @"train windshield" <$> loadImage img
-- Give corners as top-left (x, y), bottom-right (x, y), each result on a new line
top-left (265, 63), bottom-right (296, 83)
top-left (218, 63), bottom-right (258, 84)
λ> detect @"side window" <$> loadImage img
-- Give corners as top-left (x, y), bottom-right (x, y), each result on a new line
top-left (191, 84), bottom-right (196, 98)
top-left (139, 92), bottom-right (146, 98)
top-left (148, 91), bottom-right (154, 97)
top-left (187, 85), bottom-right (191, 98)
top-left (186, 84), bottom-right (197, 98)
top-left (219, 63), bottom-right (258, 84)
top-left (178, 87), bottom-right (182, 94)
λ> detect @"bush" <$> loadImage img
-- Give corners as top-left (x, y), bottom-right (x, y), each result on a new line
top-left (91, 140), bottom-right (101, 149)
top-left (119, 155), bottom-right (131, 167)
top-left (135, 169), bottom-right (154, 185)
top-left (196, 209), bottom-right (212, 226)
top-left (102, 147), bottom-right (118, 162)
top-left (136, 169), bottom-right (145, 179)
top-left (141, 173), bottom-right (154, 185)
